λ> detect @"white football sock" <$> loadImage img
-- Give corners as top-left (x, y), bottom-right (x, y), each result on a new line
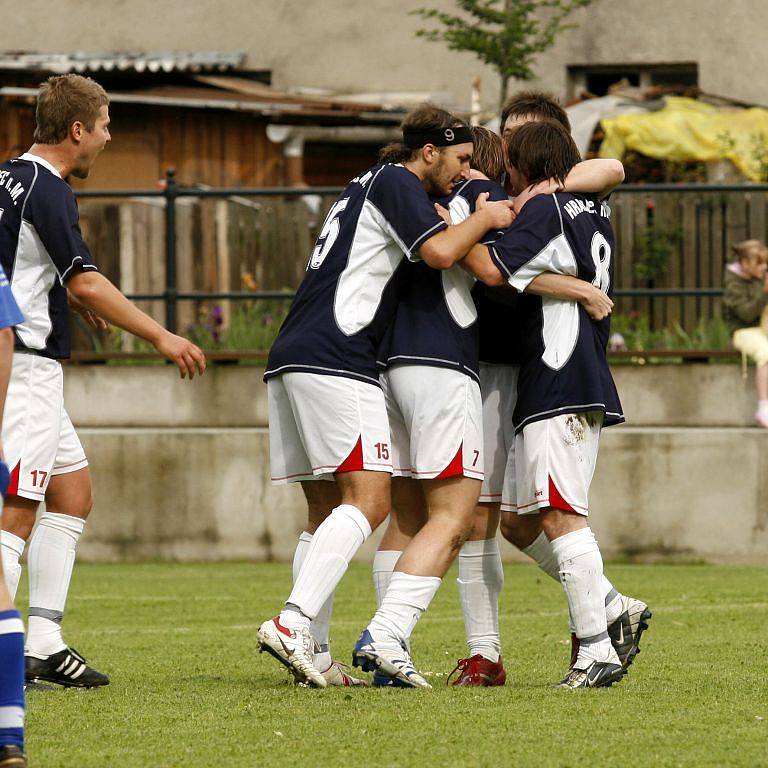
top-left (372, 550), bottom-right (401, 608)
top-left (26, 512), bottom-right (85, 657)
top-left (604, 581), bottom-right (624, 625)
top-left (291, 530), bottom-right (335, 671)
top-left (550, 528), bottom-right (617, 667)
top-left (285, 504), bottom-right (371, 621)
top-left (1, 531), bottom-right (25, 600)
top-left (457, 538), bottom-right (503, 663)
top-left (368, 571), bottom-right (441, 646)
top-left (291, 531), bottom-right (313, 583)
top-left (524, 531), bottom-right (576, 632)
top-left (522, 531), bottom-right (560, 582)
top-left (524, 531), bottom-right (622, 629)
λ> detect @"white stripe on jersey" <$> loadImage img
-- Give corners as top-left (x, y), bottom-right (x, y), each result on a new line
top-left (496, 196), bottom-right (580, 372)
top-left (441, 194), bottom-right (477, 329)
top-left (334, 199), bottom-right (416, 336)
top-left (13, 219), bottom-right (59, 350)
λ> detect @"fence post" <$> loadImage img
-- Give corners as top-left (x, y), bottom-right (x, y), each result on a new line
top-left (164, 167), bottom-right (178, 333)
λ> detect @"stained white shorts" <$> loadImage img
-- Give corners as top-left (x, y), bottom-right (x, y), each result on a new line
top-left (502, 411), bottom-right (603, 516)
top-left (2, 353), bottom-right (88, 502)
top-left (267, 371), bottom-right (393, 484)
top-left (382, 364), bottom-right (483, 481)
top-left (478, 363), bottom-right (519, 503)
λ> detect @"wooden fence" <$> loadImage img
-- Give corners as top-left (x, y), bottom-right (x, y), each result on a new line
top-left (74, 187), bottom-right (768, 349)
top-left (610, 188), bottom-right (768, 328)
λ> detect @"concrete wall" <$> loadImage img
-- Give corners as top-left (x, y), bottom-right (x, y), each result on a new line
top-left (47, 363), bottom-right (768, 564)
top-left (4, 1), bottom-right (768, 111)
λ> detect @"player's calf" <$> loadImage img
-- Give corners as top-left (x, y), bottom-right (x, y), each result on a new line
top-left (541, 512), bottom-right (622, 684)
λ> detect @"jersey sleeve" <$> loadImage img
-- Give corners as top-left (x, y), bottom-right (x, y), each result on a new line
top-left (368, 166), bottom-right (448, 261)
top-left (27, 181), bottom-right (99, 283)
top-left (0, 266), bottom-right (23, 329)
top-left (488, 194), bottom-right (574, 291)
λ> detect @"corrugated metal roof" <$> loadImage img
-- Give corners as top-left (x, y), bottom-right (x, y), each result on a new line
top-left (0, 85), bottom-right (404, 126)
top-left (0, 51), bottom-right (245, 74)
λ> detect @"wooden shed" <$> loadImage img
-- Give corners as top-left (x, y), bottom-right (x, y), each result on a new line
top-left (0, 53), bottom-right (404, 347)
top-left (0, 53), bottom-right (402, 189)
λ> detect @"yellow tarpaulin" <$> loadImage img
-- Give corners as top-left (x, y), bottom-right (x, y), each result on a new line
top-left (599, 96), bottom-right (768, 181)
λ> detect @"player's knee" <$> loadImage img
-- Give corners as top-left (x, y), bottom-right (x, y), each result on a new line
top-left (1, 499), bottom-right (38, 540)
top-left (540, 507), bottom-right (585, 540)
top-left (369, 493), bottom-right (392, 529)
top-left (82, 491), bottom-right (94, 518)
top-left (59, 488), bottom-right (94, 520)
top-left (468, 503), bottom-right (499, 540)
top-left (500, 511), bottom-right (539, 550)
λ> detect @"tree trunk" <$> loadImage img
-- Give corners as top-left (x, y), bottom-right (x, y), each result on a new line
top-left (499, 74), bottom-right (509, 114)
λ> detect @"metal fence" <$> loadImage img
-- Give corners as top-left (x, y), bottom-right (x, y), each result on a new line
top-left (75, 170), bottom-right (768, 336)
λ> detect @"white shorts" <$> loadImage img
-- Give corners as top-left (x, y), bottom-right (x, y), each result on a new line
top-left (502, 411), bottom-right (603, 516)
top-left (478, 363), bottom-right (519, 502)
top-left (382, 365), bottom-right (483, 481)
top-left (2, 353), bottom-right (88, 502)
top-left (267, 371), bottom-right (393, 484)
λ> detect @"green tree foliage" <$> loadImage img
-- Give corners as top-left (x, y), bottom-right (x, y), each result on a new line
top-left (412, 0), bottom-right (595, 110)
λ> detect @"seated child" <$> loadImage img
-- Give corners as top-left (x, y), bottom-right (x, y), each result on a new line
top-left (723, 239), bottom-right (768, 427)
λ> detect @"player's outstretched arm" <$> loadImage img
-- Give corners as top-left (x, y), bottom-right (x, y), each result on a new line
top-left (419, 194), bottom-right (515, 270)
top-left (527, 274), bottom-right (614, 320)
top-left (67, 271), bottom-right (206, 379)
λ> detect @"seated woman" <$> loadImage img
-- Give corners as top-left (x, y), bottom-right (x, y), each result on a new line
top-left (723, 239), bottom-right (768, 427)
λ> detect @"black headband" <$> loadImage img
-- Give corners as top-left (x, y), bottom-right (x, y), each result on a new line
top-left (403, 126), bottom-right (473, 149)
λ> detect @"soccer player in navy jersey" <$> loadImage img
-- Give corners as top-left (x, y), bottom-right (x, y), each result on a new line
top-left (366, 125), bottom-right (621, 687)
top-left (257, 105), bottom-right (516, 687)
top-left (0, 74), bottom-right (206, 688)
top-left (489, 95), bottom-right (651, 681)
top-left (445, 94), bottom-right (648, 686)
top-left (0, 265), bottom-right (27, 767)
top-left (464, 119), bottom-right (651, 687)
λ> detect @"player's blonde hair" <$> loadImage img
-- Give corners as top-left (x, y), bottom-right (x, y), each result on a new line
top-left (34, 74), bottom-right (109, 145)
top-left (469, 126), bottom-right (505, 184)
top-left (732, 239), bottom-right (768, 265)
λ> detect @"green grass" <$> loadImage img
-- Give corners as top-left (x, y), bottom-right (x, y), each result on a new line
top-left (18, 562), bottom-right (768, 767)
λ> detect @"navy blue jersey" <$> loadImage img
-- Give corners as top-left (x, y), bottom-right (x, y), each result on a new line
top-left (377, 178), bottom-right (507, 382)
top-left (473, 283), bottom-right (524, 366)
top-left (265, 164), bottom-right (448, 386)
top-left (0, 153), bottom-right (98, 359)
top-left (490, 192), bottom-right (624, 432)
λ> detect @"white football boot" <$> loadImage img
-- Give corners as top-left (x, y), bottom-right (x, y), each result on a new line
top-left (352, 629), bottom-right (431, 689)
top-left (608, 596), bottom-right (653, 669)
top-left (257, 616), bottom-right (327, 688)
top-left (319, 661), bottom-right (369, 687)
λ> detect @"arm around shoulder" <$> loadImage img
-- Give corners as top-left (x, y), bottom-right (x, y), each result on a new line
top-left (563, 159), bottom-right (624, 198)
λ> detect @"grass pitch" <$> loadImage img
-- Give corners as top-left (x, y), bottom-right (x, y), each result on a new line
top-left (19, 561), bottom-right (768, 767)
